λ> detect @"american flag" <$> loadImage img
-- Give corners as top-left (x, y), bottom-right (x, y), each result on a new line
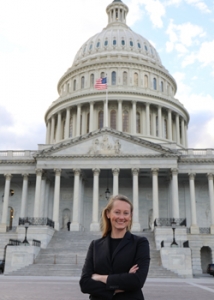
top-left (94, 77), bottom-right (107, 90)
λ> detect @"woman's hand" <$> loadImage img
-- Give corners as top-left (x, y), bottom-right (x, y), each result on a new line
top-left (129, 264), bottom-right (139, 273)
top-left (91, 274), bottom-right (108, 284)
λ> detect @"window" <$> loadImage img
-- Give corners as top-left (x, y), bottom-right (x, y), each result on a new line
top-left (104, 40), bottom-right (108, 46)
top-left (116, 9), bottom-right (119, 19)
top-left (161, 81), bottom-right (164, 92)
top-left (134, 73), bottom-right (138, 86)
top-left (112, 71), bottom-right (116, 85)
top-left (87, 113), bottom-right (90, 133)
top-left (89, 43), bottom-right (93, 50)
top-left (144, 45), bottom-right (148, 51)
top-left (69, 117), bottom-right (73, 137)
top-left (123, 71), bottom-right (127, 85)
top-left (97, 41), bottom-right (100, 48)
top-left (138, 42), bottom-right (141, 49)
top-left (153, 78), bottom-right (157, 90)
top-left (144, 75), bottom-right (148, 88)
top-left (123, 110), bottom-right (129, 132)
top-left (81, 76), bottom-right (85, 89)
top-left (121, 40), bottom-right (125, 46)
top-left (90, 74), bottom-right (94, 87)
top-left (113, 39), bottom-right (117, 46)
top-left (101, 72), bottom-right (105, 78)
top-left (98, 111), bottom-right (104, 129)
top-left (73, 79), bottom-right (76, 91)
top-left (110, 110), bottom-right (117, 129)
top-left (136, 112), bottom-right (140, 133)
top-left (80, 115), bottom-right (82, 135)
top-left (130, 41), bottom-right (133, 47)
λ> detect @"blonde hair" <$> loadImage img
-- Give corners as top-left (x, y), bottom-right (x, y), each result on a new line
top-left (100, 194), bottom-right (133, 237)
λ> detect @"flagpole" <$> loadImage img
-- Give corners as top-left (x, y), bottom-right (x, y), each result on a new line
top-left (106, 74), bottom-right (108, 128)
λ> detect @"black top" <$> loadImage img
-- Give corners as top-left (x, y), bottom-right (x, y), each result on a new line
top-left (109, 237), bottom-right (122, 258)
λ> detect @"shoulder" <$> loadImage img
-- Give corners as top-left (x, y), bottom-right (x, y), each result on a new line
top-left (129, 233), bottom-right (149, 245)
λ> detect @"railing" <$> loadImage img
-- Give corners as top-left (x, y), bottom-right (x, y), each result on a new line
top-left (9, 239), bottom-right (22, 246)
top-left (179, 149), bottom-right (214, 156)
top-left (199, 227), bottom-right (210, 234)
top-left (154, 218), bottom-right (186, 227)
top-left (19, 217), bottom-right (54, 228)
top-left (32, 239), bottom-right (41, 247)
top-left (0, 151), bottom-right (36, 158)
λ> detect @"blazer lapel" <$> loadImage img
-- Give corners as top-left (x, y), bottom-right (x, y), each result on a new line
top-left (111, 231), bottom-right (132, 262)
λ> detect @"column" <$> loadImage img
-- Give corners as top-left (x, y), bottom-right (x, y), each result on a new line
top-left (167, 110), bottom-right (172, 140)
top-left (46, 120), bottom-right (51, 144)
top-left (89, 102), bottom-right (94, 132)
top-left (151, 112), bottom-right (156, 136)
top-left (64, 108), bottom-right (70, 139)
top-left (56, 112), bottom-right (62, 142)
top-left (118, 100), bottom-right (122, 131)
top-left (176, 114), bottom-right (180, 144)
top-left (152, 168), bottom-right (159, 230)
top-left (33, 169), bottom-right (43, 218)
top-left (185, 123), bottom-right (188, 148)
top-left (146, 103), bottom-right (150, 136)
top-left (158, 106), bottom-right (162, 138)
top-left (70, 169), bottom-right (81, 231)
top-left (90, 168), bottom-right (100, 231)
top-left (0, 174), bottom-right (12, 232)
top-left (132, 101), bottom-right (136, 135)
top-left (189, 173), bottom-right (199, 234)
top-left (76, 104), bottom-right (81, 136)
top-left (44, 179), bottom-right (50, 218)
top-left (39, 174), bottom-right (47, 218)
top-left (207, 173), bottom-right (214, 234)
top-left (50, 116), bottom-right (55, 144)
top-left (20, 174), bottom-right (29, 218)
top-left (132, 168), bottom-right (141, 231)
top-left (112, 168), bottom-right (120, 195)
top-left (52, 169), bottom-right (61, 231)
top-left (171, 168), bottom-right (180, 218)
top-left (181, 119), bottom-right (185, 147)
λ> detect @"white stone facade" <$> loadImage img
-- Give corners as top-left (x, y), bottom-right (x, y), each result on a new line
top-left (0, 0), bottom-right (213, 275)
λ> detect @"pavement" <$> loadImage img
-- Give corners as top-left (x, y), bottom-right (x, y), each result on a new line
top-left (0, 275), bottom-right (213, 300)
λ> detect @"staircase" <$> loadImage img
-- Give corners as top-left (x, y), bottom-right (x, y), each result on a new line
top-left (0, 230), bottom-right (18, 260)
top-left (7, 230), bottom-right (179, 277)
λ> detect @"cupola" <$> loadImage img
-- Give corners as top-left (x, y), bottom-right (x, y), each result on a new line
top-left (106, 0), bottom-right (129, 26)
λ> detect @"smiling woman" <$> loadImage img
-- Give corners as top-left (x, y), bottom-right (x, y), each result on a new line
top-left (79, 194), bottom-right (150, 300)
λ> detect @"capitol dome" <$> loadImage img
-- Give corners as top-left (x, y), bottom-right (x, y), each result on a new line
top-left (45, 0), bottom-right (189, 149)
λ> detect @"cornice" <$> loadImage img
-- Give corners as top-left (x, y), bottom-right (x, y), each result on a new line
top-left (179, 158), bottom-right (214, 164)
top-left (0, 160), bottom-right (36, 165)
top-left (36, 154), bottom-right (177, 159)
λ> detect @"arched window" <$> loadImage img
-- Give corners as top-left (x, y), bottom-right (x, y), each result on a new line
top-left (153, 78), bottom-right (157, 90)
top-left (87, 113), bottom-right (90, 133)
top-left (101, 72), bottom-right (105, 78)
top-left (110, 110), bottom-right (117, 129)
top-left (112, 71), bottom-right (116, 85)
top-left (136, 112), bottom-right (140, 133)
top-left (161, 81), bottom-right (164, 92)
top-left (123, 110), bottom-right (129, 132)
top-left (90, 74), bottom-right (94, 87)
top-left (98, 111), bottom-right (104, 129)
top-left (134, 73), bottom-right (138, 86)
top-left (81, 76), bottom-right (85, 89)
top-left (164, 119), bottom-right (167, 138)
top-left (69, 117), bottom-right (73, 137)
top-left (123, 71), bottom-right (127, 85)
top-left (144, 75), bottom-right (148, 88)
top-left (73, 79), bottom-right (76, 91)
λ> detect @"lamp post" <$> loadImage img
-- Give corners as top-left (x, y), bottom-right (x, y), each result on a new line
top-left (105, 187), bottom-right (110, 201)
top-left (171, 219), bottom-right (178, 247)
top-left (23, 222), bottom-right (30, 245)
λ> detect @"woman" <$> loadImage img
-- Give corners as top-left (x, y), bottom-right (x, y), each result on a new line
top-left (79, 194), bottom-right (150, 300)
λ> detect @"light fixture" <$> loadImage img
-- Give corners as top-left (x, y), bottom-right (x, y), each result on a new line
top-left (171, 219), bottom-right (178, 247)
top-left (23, 221), bottom-right (30, 245)
top-left (10, 189), bottom-right (14, 196)
top-left (105, 170), bottom-right (111, 201)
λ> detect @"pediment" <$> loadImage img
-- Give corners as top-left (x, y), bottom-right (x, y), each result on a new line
top-left (37, 129), bottom-right (176, 158)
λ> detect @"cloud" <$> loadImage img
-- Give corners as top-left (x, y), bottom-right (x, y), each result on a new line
top-left (166, 20), bottom-right (206, 54)
top-left (185, 0), bottom-right (211, 13)
top-left (127, 0), bottom-right (165, 28)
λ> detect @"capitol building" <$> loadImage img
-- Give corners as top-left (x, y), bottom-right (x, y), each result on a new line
top-left (0, 0), bottom-right (214, 277)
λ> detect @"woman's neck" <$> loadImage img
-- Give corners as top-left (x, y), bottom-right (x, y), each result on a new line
top-left (111, 229), bottom-right (126, 239)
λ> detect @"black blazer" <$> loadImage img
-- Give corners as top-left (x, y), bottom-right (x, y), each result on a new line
top-left (79, 231), bottom-right (150, 300)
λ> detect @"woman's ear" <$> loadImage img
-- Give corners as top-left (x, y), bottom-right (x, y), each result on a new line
top-left (106, 210), bottom-right (110, 219)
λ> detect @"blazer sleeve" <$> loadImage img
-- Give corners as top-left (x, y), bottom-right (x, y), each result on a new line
top-left (79, 240), bottom-right (114, 300)
top-left (106, 237), bottom-right (150, 292)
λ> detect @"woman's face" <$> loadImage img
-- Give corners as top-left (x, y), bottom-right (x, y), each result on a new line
top-left (107, 200), bottom-right (132, 234)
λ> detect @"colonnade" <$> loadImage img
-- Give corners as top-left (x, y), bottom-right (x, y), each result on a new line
top-left (46, 100), bottom-right (188, 147)
top-left (1, 169), bottom-right (214, 233)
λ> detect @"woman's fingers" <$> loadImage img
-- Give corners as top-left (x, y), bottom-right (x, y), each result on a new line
top-left (129, 264), bottom-right (139, 273)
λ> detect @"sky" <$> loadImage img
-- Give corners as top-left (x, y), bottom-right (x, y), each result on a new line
top-left (0, 0), bottom-right (214, 150)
